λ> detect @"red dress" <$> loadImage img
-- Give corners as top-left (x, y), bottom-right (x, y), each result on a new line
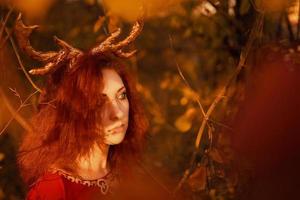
top-left (26, 169), bottom-right (174, 200)
top-left (26, 172), bottom-right (115, 200)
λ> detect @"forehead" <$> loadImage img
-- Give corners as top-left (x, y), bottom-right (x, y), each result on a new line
top-left (101, 68), bottom-right (125, 95)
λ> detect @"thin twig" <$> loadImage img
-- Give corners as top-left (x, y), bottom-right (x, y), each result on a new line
top-left (3, 26), bottom-right (43, 93)
top-left (0, 90), bottom-right (37, 136)
top-left (208, 118), bottom-right (234, 131)
top-left (39, 100), bottom-right (56, 109)
top-left (168, 35), bottom-right (206, 118)
top-left (195, 13), bottom-right (264, 149)
top-left (0, 88), bottom-right (34, 134)
top-left (174, 12), bottom-right (265, 193)
top-left (0, 6), bottom-right (13, 42)
top-left (9, 87), bottom-right (22, 104)
top-left (169, 33), bottom-right (212, 193)
top-left (0, 26), bottom-right (13, 50)
top-left (136, 160), bottom-right (174, 198)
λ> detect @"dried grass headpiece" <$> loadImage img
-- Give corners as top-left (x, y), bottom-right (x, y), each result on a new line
top-left (14, 13), bottom-right (144, 76)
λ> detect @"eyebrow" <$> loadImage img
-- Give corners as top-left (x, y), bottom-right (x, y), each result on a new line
top-left (102, 86), bottom-right (125, 96)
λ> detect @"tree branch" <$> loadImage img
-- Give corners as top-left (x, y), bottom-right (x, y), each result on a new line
top-left (0, 90), bottom-right (38, 136)
top-left (0, 88), bottom-right (34, 134)
top-left (174, 12), bottom-right (265, 193)
top-left (0, 6), bottom-right (13, 43)
top-left (3, 25), bottom-right (43, 93)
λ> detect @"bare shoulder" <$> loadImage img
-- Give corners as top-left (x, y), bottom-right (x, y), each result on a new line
top-left (26, 173), bottom-right (65, 200)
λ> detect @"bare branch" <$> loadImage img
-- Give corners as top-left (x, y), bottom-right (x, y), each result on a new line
top-left (0, 90), bottom-right (38, 136)
top-left (8, 87), bottom-right (22, 104)
top-left (169, 34), bottom-right (211, 194)
top-left (195, 13), bottom-right (264, 149)
top-left (0, 88), bottom-right (35, 134)
top-left (5, 25), bottom-right (43, 92)
top-left (136, 160), bottom-right (174, 198)
top-left (174, 12), bottom-right (265, 193)
top-left (168, 35), bottom-right (206, 118)
top-left (0, 6), bottom-right (13, 44)
top-left (0, 27), bottom-right (13, 50)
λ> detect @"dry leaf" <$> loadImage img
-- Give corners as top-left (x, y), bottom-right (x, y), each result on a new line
top-left (187, 165), bottom-right (207, 191)
top-left (209, 148), bottom-right (224, 164)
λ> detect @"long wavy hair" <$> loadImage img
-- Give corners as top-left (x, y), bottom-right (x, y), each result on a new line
top-left (18, 53), bottom-right (148, 185)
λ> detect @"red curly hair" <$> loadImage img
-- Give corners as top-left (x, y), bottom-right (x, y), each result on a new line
top-left (18, 54), bottom-right (148, 185)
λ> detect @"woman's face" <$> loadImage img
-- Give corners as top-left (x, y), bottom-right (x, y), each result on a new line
top-left (100, 68), bottom-right (129, 145)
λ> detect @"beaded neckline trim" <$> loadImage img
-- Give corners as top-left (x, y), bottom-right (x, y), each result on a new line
top-left (51, 168), bottom-right (116, 195)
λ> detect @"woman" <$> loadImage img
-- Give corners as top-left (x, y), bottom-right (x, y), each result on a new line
top-left (18, 54), bottom-right (149, 199)
top-left (15, 16), bottom-right (150, 199)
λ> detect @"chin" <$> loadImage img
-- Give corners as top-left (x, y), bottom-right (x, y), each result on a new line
top-left (105, 132), bottom-right (126, 145)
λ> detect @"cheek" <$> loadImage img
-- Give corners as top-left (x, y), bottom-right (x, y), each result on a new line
top-left (123, 100), bottom-right (129, 116)
top-left (118, 99), bottom-right (129, 120)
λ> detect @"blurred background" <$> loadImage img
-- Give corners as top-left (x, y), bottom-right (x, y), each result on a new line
top-left (0, 0), bottom-right (300, 199)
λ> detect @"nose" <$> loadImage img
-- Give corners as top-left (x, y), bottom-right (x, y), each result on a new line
top-left (108, 100), bottom-right (124, 121)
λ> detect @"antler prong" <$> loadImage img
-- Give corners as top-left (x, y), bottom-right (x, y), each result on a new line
top-left (114, 50), bottom-right (137, 58)
top-left (15, 13), bottom-right (57, 61)
top-left (90, 18), bottom-right (144, 58)
top-left (104, 28), bottom-right (122, 44)
top-left (15, 12), bottom-right (143, 76)
top-left (28, 51), bottom-right (68, 75)
top-left (29, 63), bottom-right (57, 75)
top-left (90, 28), bottom-right (121, 55)
top-left (110, 21), bottom-right (144, 51)
top-left (53, 36), bottom-right (81, 53)
top-left (15, 13), bottom-right (83, 76)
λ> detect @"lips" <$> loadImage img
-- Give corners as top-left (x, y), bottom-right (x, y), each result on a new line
top-left (108, 124), bottom-right (125, 134)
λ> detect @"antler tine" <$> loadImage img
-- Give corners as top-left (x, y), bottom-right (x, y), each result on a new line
top-left (28, 50), bottom-right (68, 75)
top-left (110, 20), bottom-right (144, 52)
top-left (15, 13), bottom-right (83, 76)
top-left (102, 28), bottom-right (122, 46)
top-left (114, 50), bottom-right (137, 58)
top-left (14, 13), bottom-right (57, 61)
top-left (29, 62), bottom-right (61, 75)
top-left (90, 28), bottom-right (121, 55)
top-left (53, 36), bottom-right (81, 53)
top-left (90, 18), bottom-right (144, 58)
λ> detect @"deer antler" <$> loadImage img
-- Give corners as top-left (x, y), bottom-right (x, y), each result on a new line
top-left (14, 13), bottom-right (144, 76)
top-left (90, 19), bottom-right (144, 58)
top-left (14, 13), bottom-right (82, 75)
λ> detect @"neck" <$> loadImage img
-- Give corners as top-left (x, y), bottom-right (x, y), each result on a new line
top-left (76, 143), bottom-right (110, 180)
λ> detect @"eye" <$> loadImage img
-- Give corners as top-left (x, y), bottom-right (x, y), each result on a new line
top-left (118, 91), bottom-right (127, 100)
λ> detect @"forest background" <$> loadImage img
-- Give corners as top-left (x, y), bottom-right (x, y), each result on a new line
top-left (0, 0), bottom-right (299, 199)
